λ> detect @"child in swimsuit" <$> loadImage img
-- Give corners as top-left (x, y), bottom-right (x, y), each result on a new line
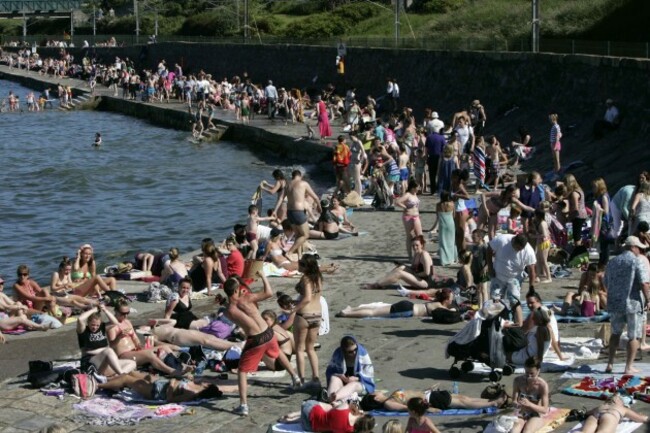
top-left (405, 397), bottom-right (440, 433)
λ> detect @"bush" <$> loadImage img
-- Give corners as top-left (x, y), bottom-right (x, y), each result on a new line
top-left (282, 13), bottom-right (348, 38)
top-left (178, 10), bottom-right (237, 36)
top-left (253, 16), bottom-right (282, 35)
top-left (267, 0), bottom-right (327, 16)
top-left (333, 3), bottom-right (381, 21)
top-left (411, 0), bottom-right (465, 14)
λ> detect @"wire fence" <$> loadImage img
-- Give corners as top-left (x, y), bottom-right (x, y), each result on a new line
top-left (3, 34), bottom-right (650, 59)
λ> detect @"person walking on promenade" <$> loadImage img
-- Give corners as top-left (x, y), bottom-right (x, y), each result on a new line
top-left (549, 113), bottom-right (562, 173)
top-left (284, 170), bottom-right (322, 257)
top-left (604, 236), bottom-right (650, 374)
top-left (349, 132), bottom-right (368, 195)
top-left (264, 80), bottom-right (278, 119)
top-left (332, 135), bottom-right (351, 199)
top-left (487, 233), bottom-right (537, 325)
top-left (224, 274), bottom-right (301, 416)
top-left (316, 95), bottom-right (332, 143)
top-left (425, 126), bottom-right (446, 195)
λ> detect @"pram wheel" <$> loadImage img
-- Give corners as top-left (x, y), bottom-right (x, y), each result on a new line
top-left (488, 371), bottom-right (503, 382)
top-left (449, 366), bottom-right (461, 379)
top-left (502, 364), bottom-right (514, 376)
top-left (461, 360), bottom-right (474, 372)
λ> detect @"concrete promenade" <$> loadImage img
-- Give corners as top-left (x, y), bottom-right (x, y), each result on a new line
top-left (0, 68), bottom-right (646, 433)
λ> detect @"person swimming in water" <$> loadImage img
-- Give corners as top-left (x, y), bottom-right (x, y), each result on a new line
top-left (93, 132), bottom-right (102, 147)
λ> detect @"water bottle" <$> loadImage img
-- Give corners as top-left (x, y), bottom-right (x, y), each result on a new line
top-left (452, 381), bottom-right (459, 395)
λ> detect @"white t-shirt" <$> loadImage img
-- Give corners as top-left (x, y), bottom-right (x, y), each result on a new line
top-left (489, 234), bottom-right (536, 281)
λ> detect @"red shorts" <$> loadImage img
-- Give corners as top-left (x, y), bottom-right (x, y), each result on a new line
top-left (239, 327), bottom-right (280, 373)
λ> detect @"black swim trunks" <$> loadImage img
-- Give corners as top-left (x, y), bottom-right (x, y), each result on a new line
top-left (389, 300), bottom-right (415, 317)
top-left (287, 209), bottom-right (308, 225)
top-left (427, 390), bottom-right (452, 410)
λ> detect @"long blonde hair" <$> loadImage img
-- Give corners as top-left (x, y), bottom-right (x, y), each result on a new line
top-left (564, 174), bottom-right (582, 195)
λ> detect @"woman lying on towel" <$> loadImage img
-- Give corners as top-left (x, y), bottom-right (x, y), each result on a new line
top-left (278, 399), bottom-right (375, 433)
top-left (580, 394), bottom-right (649, 433)
top-left (361, 235), bottom-right (434, 290)
top-left (142, 318), bottom-right (241, 351)
top-left (359, 385), bottom-right (507, 413)
top-left (511, 357), bottom-right (550, 433)
top-left (336, 288), bottom-right (457, 319)
top-left (98, 371), bottom-right (237, 403)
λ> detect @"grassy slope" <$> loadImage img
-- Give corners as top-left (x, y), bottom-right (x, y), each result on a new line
top-left (339, 0), bottom-right (631, 40)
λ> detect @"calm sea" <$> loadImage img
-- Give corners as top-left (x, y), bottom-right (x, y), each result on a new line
top-left (0, 80), bottom-right (315, 287)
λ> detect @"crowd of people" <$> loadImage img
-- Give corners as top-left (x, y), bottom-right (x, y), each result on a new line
top-left (1, 46), bottom-right (650, 433)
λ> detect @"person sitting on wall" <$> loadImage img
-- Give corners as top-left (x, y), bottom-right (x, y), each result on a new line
top-left (593, 98), bottom-right (620, 139)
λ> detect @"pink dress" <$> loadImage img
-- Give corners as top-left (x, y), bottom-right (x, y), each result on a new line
top-left (317, 100), bottom-right (332, 139)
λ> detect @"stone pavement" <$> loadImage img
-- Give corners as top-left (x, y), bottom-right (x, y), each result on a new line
top-left (0, 67), bottom-right (648, 433)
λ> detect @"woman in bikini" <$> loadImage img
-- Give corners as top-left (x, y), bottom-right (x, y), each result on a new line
top-left (290, 254), bottom-right (323, 387)
top-left (580, 394), bottom-right (650, 433)
top-left (329, 196), bottom-right (358, 235)
top-left (71, 244), bottom-right (117, 298)
top-left (336, 288), bottom-right (457, 319)
top-left (159, 247), bottom-right (189, 288)
top-left (163, 277), bottom-right (208, 330)
top-left (564, 174), bottom-right (588, 246)
top-left (479, 185), bottom-right (535, 239)
top-left (50, 257), bottom-right (99, 310)
top-left (261, 309), bottom-right (295, 372)
top-left (395, 179), bottom-right (423, 260)
top-left (0, 277), bottom-right (50, 332)
top-left (362, 235), bottom-right (434, 290)
top-left (140, 319), bottom-right (240, 351)
top-left (511, 357), bottom-right (550, 433)
top-left (263, 228), bottom-right (299, 272)
top-left (189, 240), bottom-right (226, 294)
top-left (98, 371), bottom-right (237, 403)
top-left (360, 385), bottom-right (506, 413)
top-left (451, 169), bottom-right (472, 255)
top-left (261, 169), bottom-right (288, 221)
top-left (13, 265), bottom-right (61, 322)
top-left (107, 300), bottom-right (189, 377)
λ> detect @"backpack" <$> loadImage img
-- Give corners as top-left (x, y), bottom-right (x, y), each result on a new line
top-left (144, 282), bottom-right (173, 302)
top-left (70, 373), bottom-right (97, 399)
top-left (429, 308), bottom-right (462, 324)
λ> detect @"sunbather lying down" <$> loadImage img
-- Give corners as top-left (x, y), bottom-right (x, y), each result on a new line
top-left (141, 319), bottom-right (242, 351)
top-left (359, 385), bottom-right (507, 412)
top-left (336, 288), bottom-right (457, 318)
top-left (98, 371), bottom-right (238, 403)
top-left (580, 395), bottom-right (649, 433)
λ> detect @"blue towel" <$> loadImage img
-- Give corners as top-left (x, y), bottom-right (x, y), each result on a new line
top-left (368, 406), bottom-right (497, 417)
top-left (521, 301), bottom-right (610, 323)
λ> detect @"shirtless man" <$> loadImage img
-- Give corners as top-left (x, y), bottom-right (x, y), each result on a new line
top-left (282, 170), bottom-right (321, 256)
top-left (224, 274), bottom-right (301, 416)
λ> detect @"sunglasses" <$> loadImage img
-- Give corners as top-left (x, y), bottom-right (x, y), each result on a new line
top-left (345, 347), bottom-right (358, 355)
top-left (19, 273), bottom-right (29, 277)
top-left (117, 311), bottom-right (130, 316)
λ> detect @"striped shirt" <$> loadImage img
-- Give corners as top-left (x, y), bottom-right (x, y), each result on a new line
top-left (549, 123), bottom-right (561, 145)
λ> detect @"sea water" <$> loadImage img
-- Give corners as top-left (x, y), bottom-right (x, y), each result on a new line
top-left (0, 79), bottom-right (310, 286)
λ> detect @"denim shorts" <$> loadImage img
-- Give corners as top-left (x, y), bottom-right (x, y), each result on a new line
top-left (489, 277), bottom-right (521, 304)
top-left (300, 400), bottom-right (320, 430)
top-left (610, 311), bottom-right (644, 340)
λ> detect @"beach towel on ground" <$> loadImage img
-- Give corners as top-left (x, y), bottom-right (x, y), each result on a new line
top-left (367, 406), bottom-right (497, 417)
top-left (271, 423), bottom-right (315, 433)
top-left (562, 375), bottom-right (650, 402)
top-left (115, 389), bottom-right (208, 406)
top-left (263, 262), bottom-right (300, 277)
top-left (74, 397), bottom-right (185, 426)
top-left (537, 408), bottom-right (572, 433)
top-left (561, 363), bottom-right (650, 380)
top-left (521, 302), bottom-right (610, 323)
top-left (568, 420), bottom-right (642, 433)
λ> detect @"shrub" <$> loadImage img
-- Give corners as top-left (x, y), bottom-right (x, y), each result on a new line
top-left (411, 0), bottom-right (465, 14)
top-left (282, 13), bottom-right (348, 38)
top-left (178, 10), bottom-right (238, 36)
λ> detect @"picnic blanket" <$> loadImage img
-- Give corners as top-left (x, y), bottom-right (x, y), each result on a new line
top-left (568, 420), bottom-right (642, 433)
top-left (562, 375), bottom-right (650, 402)
top-left (367, 406), bottom-right (497, 417)
top-left (537, 408), bottom-right (572, 433)
top-left (561, 363), bottom-right (650, 380)
top-left (74, 397), bottom-right (185, 426)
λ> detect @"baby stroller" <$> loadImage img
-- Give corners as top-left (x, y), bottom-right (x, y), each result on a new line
top-left (445, 300), bottom-right (521, 382)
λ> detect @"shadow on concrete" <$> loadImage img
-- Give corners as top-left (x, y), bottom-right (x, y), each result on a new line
top-left (399, 367), bottom-right (490, 382)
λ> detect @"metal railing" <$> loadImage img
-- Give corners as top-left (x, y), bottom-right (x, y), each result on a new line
top-left (3, 34), bottom-right (650, 59)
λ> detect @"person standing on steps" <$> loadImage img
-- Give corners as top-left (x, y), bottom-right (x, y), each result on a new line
top-left (604, 236), bottom-right (650, 375)
top-left (264, 80), bottom-right (278, 119)
top-left (281, 170), bottom-right (322, 257)
top-left (549, 113), bottom-right (562, 174)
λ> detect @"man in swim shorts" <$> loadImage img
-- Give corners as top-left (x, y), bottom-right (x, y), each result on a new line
top-left (283, 170), bottom-right (321, 256)
top-left (224, 274), bottom-right (301, 416)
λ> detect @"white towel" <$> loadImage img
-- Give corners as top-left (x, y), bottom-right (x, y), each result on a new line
top-left (567, 421), bottom-right (642, 433)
